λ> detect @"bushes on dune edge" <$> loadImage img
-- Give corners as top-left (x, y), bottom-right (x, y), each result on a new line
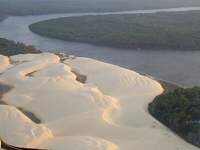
top-left (149, 87), bottom-right (200, 147)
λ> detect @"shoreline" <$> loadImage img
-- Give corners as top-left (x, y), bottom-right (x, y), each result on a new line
top-left (138, 71), bottom-right (181, 92)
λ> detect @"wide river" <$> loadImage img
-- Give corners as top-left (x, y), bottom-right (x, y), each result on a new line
top-left (1, 7), bottom-right (200, 87)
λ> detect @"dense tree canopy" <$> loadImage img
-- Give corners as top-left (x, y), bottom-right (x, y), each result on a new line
top-left (30, 11), bottom-right (200, 50)
top-left (149, 87), bottom-right (200, 147)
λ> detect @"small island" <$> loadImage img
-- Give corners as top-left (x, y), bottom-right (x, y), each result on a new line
top-left (30, 11), bottom-right (200, 50)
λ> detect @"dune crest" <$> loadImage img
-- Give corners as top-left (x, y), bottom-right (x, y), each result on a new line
top-left (0, 53), bottom-right (198, 150)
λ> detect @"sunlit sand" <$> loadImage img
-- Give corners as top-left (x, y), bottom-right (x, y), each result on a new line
top-left (0, 53), bottom-right (198, 150)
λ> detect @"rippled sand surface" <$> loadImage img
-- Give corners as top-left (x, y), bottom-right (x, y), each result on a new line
top-left (0, 53), bottom-right (198, 150)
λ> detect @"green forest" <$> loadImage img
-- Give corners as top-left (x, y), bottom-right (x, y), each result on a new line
top-left (30, 11), bottom-right (200, 50)
top-left (0, 38), bottom-right (40, 56)
top-left (149, 87), bottom-right (200, 147)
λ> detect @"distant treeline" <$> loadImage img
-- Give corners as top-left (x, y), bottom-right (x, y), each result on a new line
top-left (1, 0), bottom-right (200, 19)
top-left (30, 11), bottom-right (200, 50)
top-left (0, 38), bottom-right (40, 56)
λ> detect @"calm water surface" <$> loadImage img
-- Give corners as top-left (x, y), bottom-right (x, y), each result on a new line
top-left (0, 7), bottom-right (200, 87)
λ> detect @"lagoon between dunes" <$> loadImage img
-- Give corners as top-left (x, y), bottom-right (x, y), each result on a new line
top-left (0, 52), bottom-right (198, 150)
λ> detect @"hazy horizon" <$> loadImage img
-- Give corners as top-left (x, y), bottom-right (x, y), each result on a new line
top-left (1, 0), bottom-right (200, 16)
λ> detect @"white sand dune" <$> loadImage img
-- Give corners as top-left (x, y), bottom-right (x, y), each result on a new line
top-left (0, 53), bottom-right (199, 150)
top-left (0, 55), bottom-right (10, 73)
top-left (0, 105), bottom-right (53, 148)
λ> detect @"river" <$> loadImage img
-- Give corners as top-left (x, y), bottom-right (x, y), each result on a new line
top-left (0, 7), bottom-right (200, 87)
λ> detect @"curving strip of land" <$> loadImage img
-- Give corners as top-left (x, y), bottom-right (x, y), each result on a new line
top-left (0, 52), bottom-right (198, 150)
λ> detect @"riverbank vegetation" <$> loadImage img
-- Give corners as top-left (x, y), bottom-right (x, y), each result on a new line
top-left (30, 11), bottom-right (200, 50)
top-left (158, 80), bottom-right (179, 93)
top-left (0, 38), bottom-right (40, 56)
top-left (149, 87), bottom-right (200, 147)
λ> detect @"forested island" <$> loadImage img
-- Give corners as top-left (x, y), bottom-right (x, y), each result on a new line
top-left (30, 11), bottom-right (200, 50)
top-left (0, 38), bottom-right (40, 56)
top-left (149, 87), bottom-right (200, 147)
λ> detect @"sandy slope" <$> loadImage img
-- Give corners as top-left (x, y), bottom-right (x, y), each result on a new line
top-left (0, 53), bottom-right (199, 150)
top-left (0, 55), bottom-right (10, 73)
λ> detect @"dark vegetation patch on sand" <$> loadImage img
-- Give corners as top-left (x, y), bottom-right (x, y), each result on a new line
top-left (56, 53), bottom-right (87, 83)
top-left (18, 107), bottom-right (41, 124)
top-left (158, 80), bottom-right (180, 94)
top-left (0, 15), bottom-right (7, 22)
top-left (0, 83), bottom-right (13, 99)
top-left (72, 70), bottom-right (87, 84)
top-left (149, 84), bottom-right (200, 147)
